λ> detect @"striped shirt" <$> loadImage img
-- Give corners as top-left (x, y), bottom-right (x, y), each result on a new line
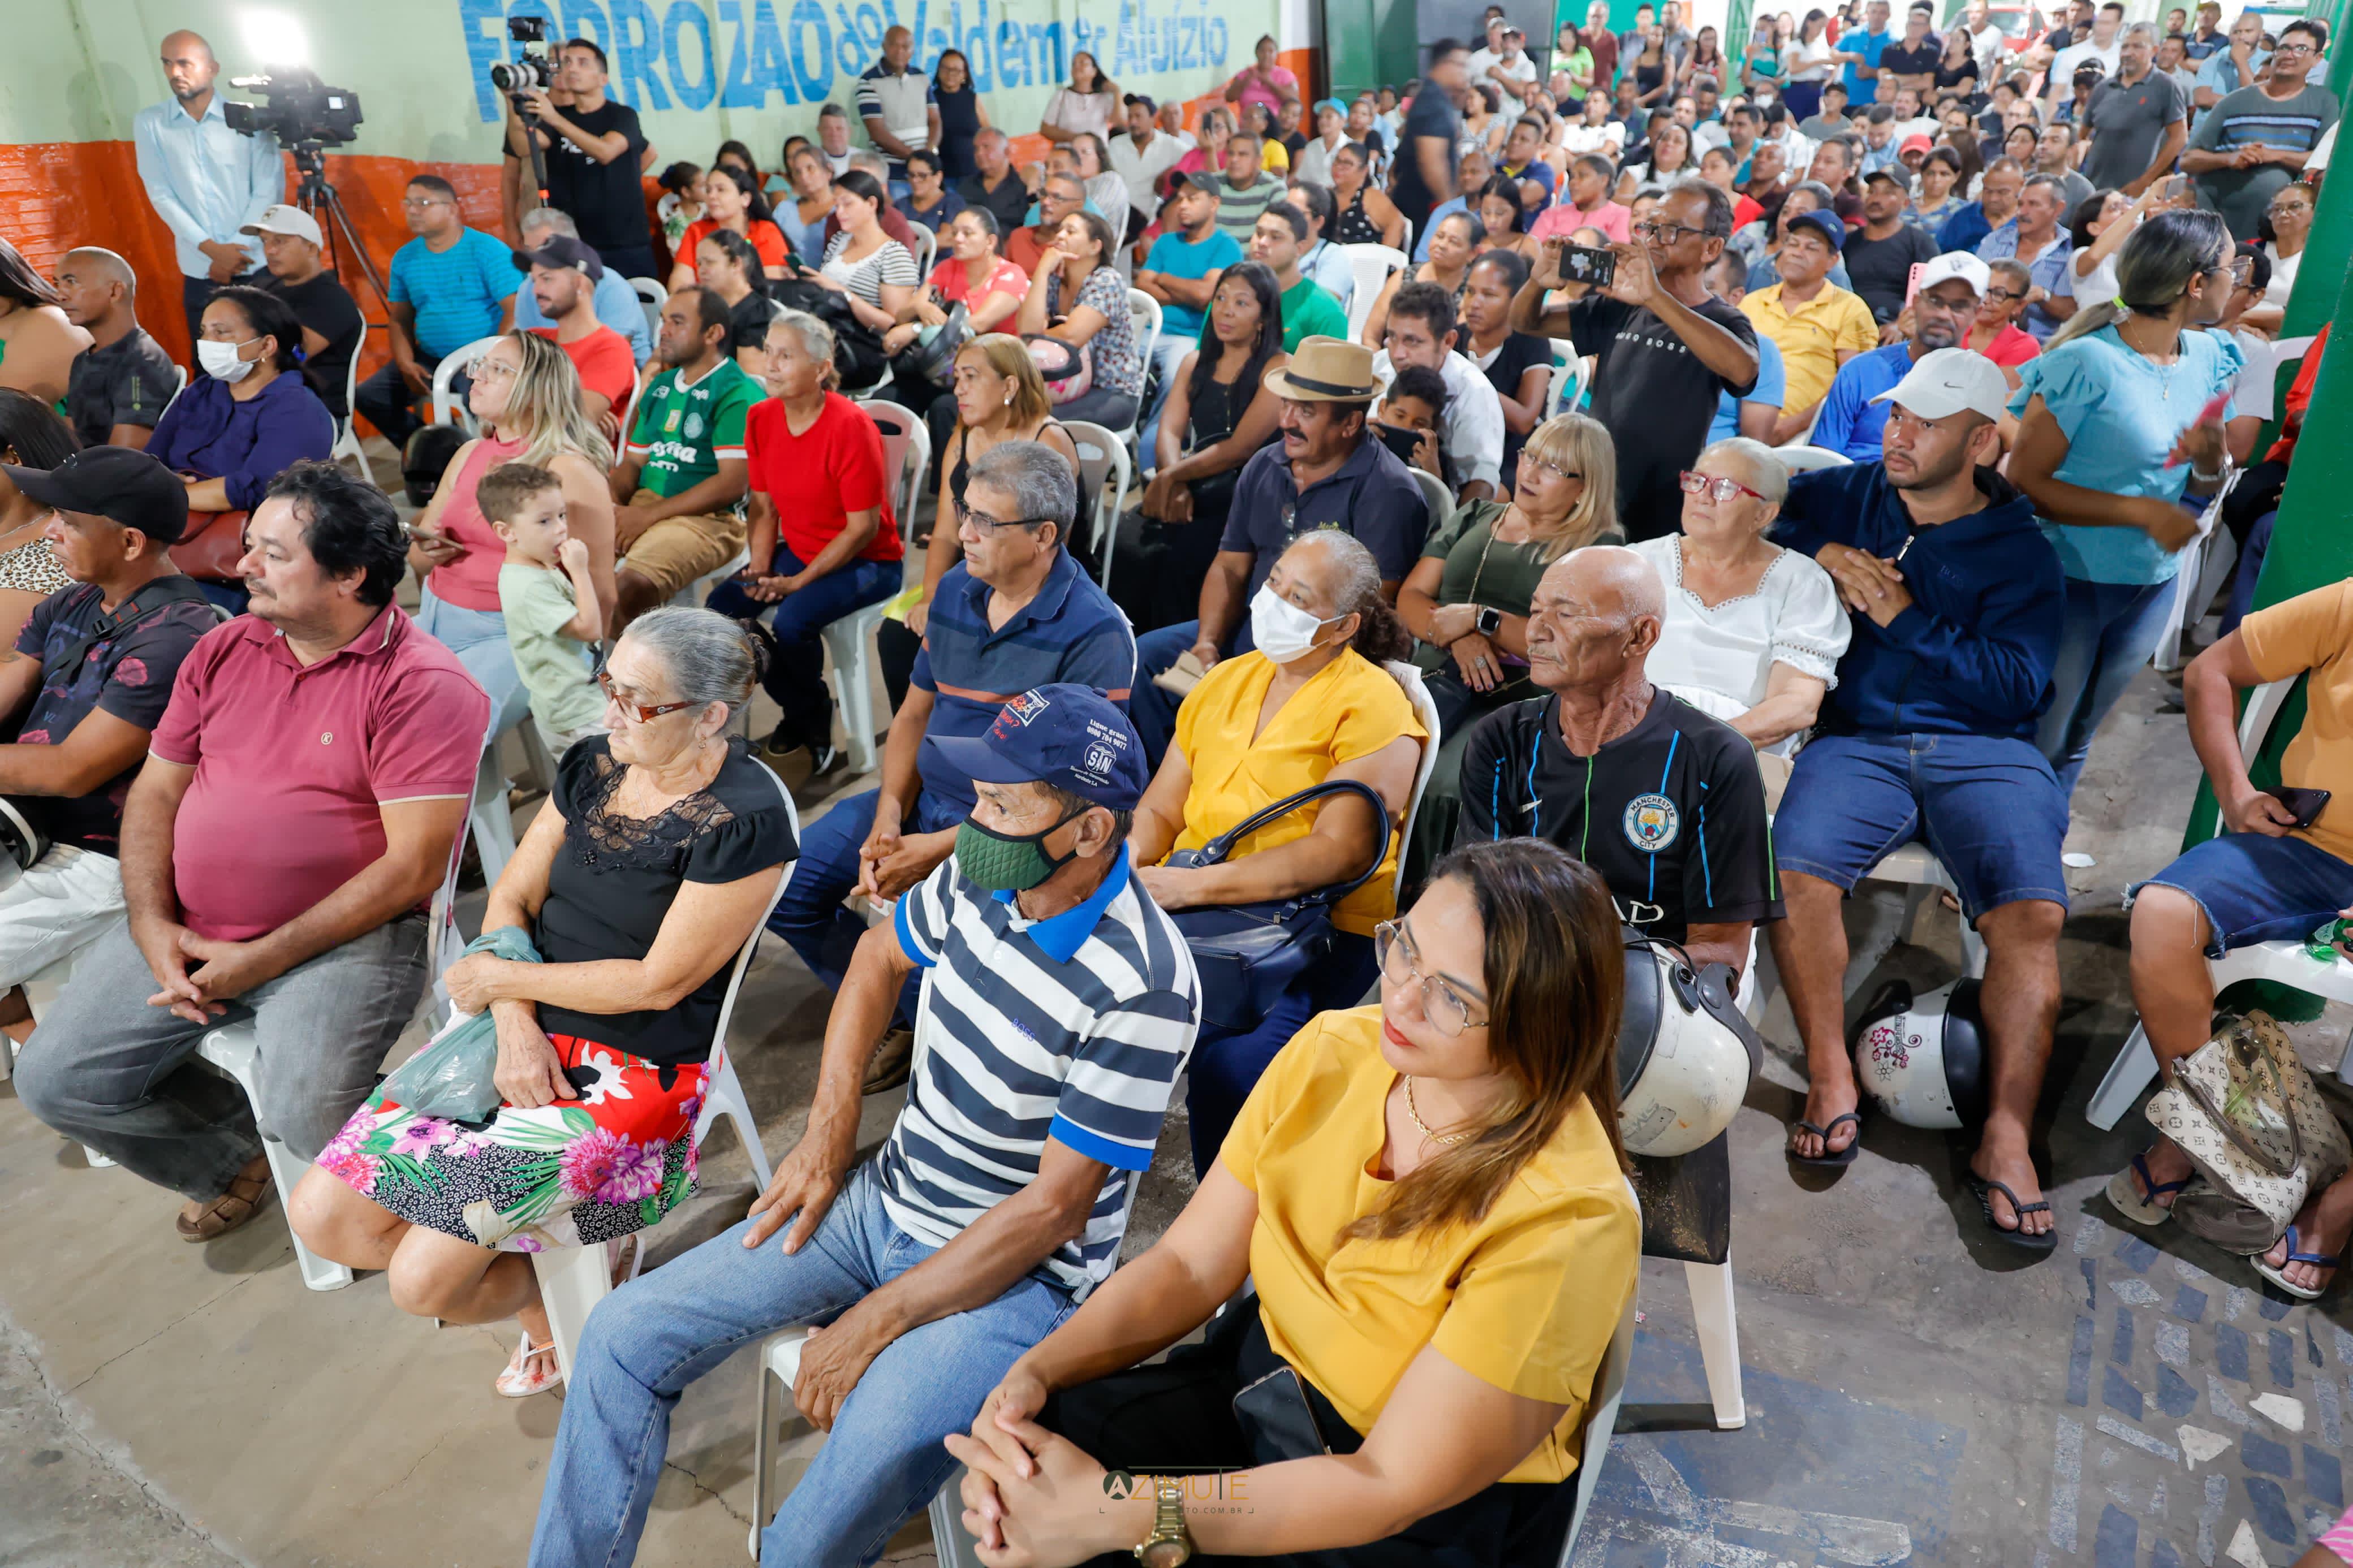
top-left (911, 550), bottom-right (1136, 815)
top-left (887, 849), bottom-right (1200, 1292)
top-left (1211, 172), bottom-right (1285, 241)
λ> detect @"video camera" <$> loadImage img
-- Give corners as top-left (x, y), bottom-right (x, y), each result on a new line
top-left (489, 14), bottom-right (556, 95)
top-left (223, 66), bottom-right (363, 148)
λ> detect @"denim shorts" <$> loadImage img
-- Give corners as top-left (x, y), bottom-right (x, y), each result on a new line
top-left (1774, 731), bottom-right (2071, 922)
top-left (2132, 831), bottom-right (2353, 958)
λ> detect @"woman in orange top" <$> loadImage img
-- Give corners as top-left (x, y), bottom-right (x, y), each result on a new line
top-left (666, 164), bottom-right (792, 288)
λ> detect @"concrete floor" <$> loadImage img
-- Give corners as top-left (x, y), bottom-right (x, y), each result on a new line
top-left (2, 494), bottom-right (2342, 1566)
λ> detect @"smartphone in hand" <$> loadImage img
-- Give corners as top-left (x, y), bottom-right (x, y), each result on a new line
top-left (1559, 243), bottom-right (1618, 289)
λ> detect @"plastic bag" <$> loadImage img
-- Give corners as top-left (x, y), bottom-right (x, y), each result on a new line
top-left (377, 927), bottom-right (543, 1122)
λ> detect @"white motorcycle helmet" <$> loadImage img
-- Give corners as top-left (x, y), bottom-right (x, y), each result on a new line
top-left (1616, 938), bottom-right (1764, 1157)
top-left (0, 796), bottom-right (45, 892)
top-left (1850, 978), bottom-right (1989, 1130)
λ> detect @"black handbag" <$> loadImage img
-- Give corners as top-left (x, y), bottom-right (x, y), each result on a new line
top-left (1166, 780), bottom-right (1393, 1033)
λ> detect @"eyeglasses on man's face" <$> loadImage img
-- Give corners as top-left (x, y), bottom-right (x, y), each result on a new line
top-left (1632, 218), bottom-right (1699, 245)
top-left (954, 499), bottom-right (1052, 537)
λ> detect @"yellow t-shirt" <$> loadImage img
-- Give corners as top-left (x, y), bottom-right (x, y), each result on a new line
top-left (1261, 139), bottom-right (1292, 174)
top-left (1739, 282), bottom-right (1880, 416)
top-left (1220, 1007), bottom-right (1640, 1484)
top-left (2239, 579), bottom-right (2353, 865)
top-left (1169, 649), bottom-right (1426, 937)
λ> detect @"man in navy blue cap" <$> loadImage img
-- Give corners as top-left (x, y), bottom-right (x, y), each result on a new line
top-left (528, 686), bottom-right (1200, 1568)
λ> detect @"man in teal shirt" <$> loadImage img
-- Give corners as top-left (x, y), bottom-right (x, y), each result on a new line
top-left (1135, 175), bottom-right (1243, 469)
top-left (1834, 0), bottom-right (1895, 107)
top-left (1248, 204), bottom-right (1348, 353)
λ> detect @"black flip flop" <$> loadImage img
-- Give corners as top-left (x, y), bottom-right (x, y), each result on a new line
top-left (1788, 1109), bottom-right (1862, 1167)
top-left (1968, 1175), bottom-right (2059, 1255)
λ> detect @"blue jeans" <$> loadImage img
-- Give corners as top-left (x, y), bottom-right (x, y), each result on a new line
top-left (2035, 574), bottom-right (2177, 801)
top-left (1186, 934), bottom-right (1380, 1177)
top-left (2133, 832), bottom-right (2353, 958)
top-left (527, 1163), bottom-right (1075, 1568)
top-left (2222, 511), bottom-right (2276, 636)
top-left (706, 550), bottom-right (901, 751)
top-left (414, 586), bottom-right (532, 736)
top-left (770, 785), bottom-right (964, 995)
top-left (1129, 618), bottom-right (1251, 770)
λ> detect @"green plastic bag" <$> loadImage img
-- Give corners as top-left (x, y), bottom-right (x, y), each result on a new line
top-left (377, 926), bottom-right (542, 1121)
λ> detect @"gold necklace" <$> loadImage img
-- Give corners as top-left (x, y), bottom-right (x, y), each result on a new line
top-left (1404, 1076), bottom-right (1475, 1146)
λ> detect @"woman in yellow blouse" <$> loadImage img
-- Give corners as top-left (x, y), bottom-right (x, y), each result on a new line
top-left (947, 837), bottom-right (1640, 1567)
top-left (1129, 529), bottom-right (1426, 1175)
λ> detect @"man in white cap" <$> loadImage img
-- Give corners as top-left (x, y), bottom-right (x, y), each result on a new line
top-left (1809, 252), bottom-right (1990, 461)
top-left (1764, 347), bottom-right (2070, 1255)
top-left (248, 205), bottom-right (364, 423)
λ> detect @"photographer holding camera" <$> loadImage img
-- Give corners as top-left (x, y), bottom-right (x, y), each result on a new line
top-left (136, 30), bottom-right (283, 345)
top-left (504, 37), bottom-right (657, 284)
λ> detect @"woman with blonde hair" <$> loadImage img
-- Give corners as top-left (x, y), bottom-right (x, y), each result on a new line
top-left (949, 836), bottom-right (1639, 1568)
top-left (1400, 412), bottom-right (1623, 875)
top-left (408, 330), bottom-right (619, 732)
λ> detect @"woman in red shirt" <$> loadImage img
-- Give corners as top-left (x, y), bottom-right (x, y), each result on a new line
top-left (704, 308), bottom-right (904, 784)
top-left (667, 164), bottom-right (794, 288)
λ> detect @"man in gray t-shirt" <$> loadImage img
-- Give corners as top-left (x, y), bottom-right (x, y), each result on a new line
top-left (2081, 25), bottom-right (2190, 193)
top-left (2185, 21), bottom-right (2338, 239)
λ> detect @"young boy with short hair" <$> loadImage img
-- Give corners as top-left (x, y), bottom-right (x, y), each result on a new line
top-left (484, 461), bottom-right (608, 755)
top-left (1374, 364), bottom-right (1455, 490)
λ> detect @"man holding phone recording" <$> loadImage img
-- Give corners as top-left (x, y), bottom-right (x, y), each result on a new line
top-left (1509, 179), bottom-right (1760, 542)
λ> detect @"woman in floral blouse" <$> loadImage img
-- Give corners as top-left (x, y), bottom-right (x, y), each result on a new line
top-left (290, 609), bottom-right (798, 1399)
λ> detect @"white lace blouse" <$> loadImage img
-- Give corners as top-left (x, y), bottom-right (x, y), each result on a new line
top-left (1631, 534), bottom-right (1851, 714)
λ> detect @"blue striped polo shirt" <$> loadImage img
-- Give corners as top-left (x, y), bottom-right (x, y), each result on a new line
top-left (889, 848), bottom-right (1200, 1293)
top-left (911, 548), bottom-right (1136, 814)
top-left (388, 227), bottom-right (525, 360)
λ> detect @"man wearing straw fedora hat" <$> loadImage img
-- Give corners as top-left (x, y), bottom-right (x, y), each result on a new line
top-left (1125, 334), bottom-right (1432, 765)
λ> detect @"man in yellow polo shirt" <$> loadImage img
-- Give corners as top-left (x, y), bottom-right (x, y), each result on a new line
top-left (1739, 209), bottom-right (1878, 444)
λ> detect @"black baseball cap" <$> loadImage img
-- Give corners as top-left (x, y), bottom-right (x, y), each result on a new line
top-left (1862, 167), bottom-right (1907, 188)
top-left (1184, 170), bottom-right (1226, 196)
top-left (3, 447), bottom-right (186, 543)
top-left (1124, 92), bottom-right (1158, 113)
top-left (510, 233), bottom-right (606, 282)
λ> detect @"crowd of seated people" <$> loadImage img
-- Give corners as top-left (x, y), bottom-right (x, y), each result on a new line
top-left (5, 7), bottom-right (2347, 1562)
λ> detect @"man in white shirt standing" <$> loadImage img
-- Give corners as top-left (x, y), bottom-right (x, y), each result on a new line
top-left (1110, 94), bottom-right (1190, 244)
top-left (2048, 1), bottom-right (2124, 101)
top-left (1964, 0), bottom-right (2010, 76)
top-left (133, 30), bottom-right (282, 346)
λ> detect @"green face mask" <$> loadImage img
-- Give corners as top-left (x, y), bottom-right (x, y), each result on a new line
top-left (954, 803), bottom-right (1086, 893)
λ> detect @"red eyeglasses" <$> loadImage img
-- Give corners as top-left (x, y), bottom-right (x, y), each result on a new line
top-left (1679, 469), bottom-right (1768, 503)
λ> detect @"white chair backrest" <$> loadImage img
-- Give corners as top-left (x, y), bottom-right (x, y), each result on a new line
top-left (1408, 465), bottom-right (1454, 546)
top-left (628, 275), bottom-right (667, 342)
top-left (1557, 1182), bottom-right (1641, 1565)
top-left (1547, 337), bottom-right (1582, 417)
top-left (1126, 287), bottom-right (1162, 404)
top-left (705, 759), bottom-right (805, 1077)
top-left (1384, 660), bottom-right (1445, 908)
top-left (1396, 215), bottom-right (1415, 258)
top-left (910, 223), bottom-right (937, 280)
top-left (1339, 244), bottom-right (1409, 343)
top-left (2240, 677), bottom-right (2294, 763)
top-left (1775, 444), bottom-right (1851, 472)
top-left (160, 362), bottom-right (190, 422)
top-left (857, 398), bottom-right (932, 550)
top-left (430, 335), bottom-right (505, 435)
top-left (341, 335), bottom-right (363, 425)
top-left (1059, 418), bottom-right (1132, 586)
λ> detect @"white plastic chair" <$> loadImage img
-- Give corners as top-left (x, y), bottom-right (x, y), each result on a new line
top-left (1060, 419), bottom-right (1133, 590)
top-left (1123, 288), bottom-right (1162, 440)
top-left (1396, 215), bottom-right (1415, 258)
top-left (2151, 476), bottom-right (2238, 675)
top-left (1544, 336), bottom-right (1583, 417)
top-left (1338, 243), bottom-right (1410, 344)
top-left (628, 275), bottom-right (667, 341)
top-left (811, 401), bottom-right (930, 776)
top-left (158, 363), bottom-right (190, 422)
top-left (531, 761), bottom-right (802, 1377)
top-left (429, 335), bottom-right (505, 436)
top-left (1774, 443), bottom-right (1852, 472)
top-left (1408, 465), bottom-right (1454, 545)
top-left (329, 334), bottom-right (371, 481)
top-left (668, 546), bottom-right (753, 610)
top-left (910, 223), bottom-right (937, 280)
top-left (2087, 678), bottom-right (2353, 1128)
top-left (1384, 660), bottom-right (1443, 910)
top-left (1561, 1219), bottom-right (1640, 1559)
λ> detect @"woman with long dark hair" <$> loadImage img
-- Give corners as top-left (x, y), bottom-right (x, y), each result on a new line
top-left (1475, 175), bottom-right (1540, 264)
top-left (1785, 9), bottom-right (1838, 122)
top-left (0, 391), bottom-right (79, 649)
top-left (670, 163), bottom-right (793, 286)
top-left (777, 144), bottom-right (839, 267)
top-left (1014, 208), bottom-right (1144, 429)
top-left (1117, 260), bottom-right (1290, 631)
top-left (949, 836), bottom-right (1638, 1568)
top-left (2011, 209), bottom-right (2244, 803)
top-left (0, 239), bottom-right (92, 407)
top-left (930, 47), bottom-right (988, 179)
top-left (1040, 49), bottom-right (1119, 144)
top-left (696, 227), bottom-right (777, 374)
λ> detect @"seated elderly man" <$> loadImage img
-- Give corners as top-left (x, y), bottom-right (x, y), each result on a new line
top-left (1457, 545), bottom-right (1779, 978)
top-left (1126, 335), bottom-right (1431, 767)
top-left (1629, 437), bottom-right (1850, 758)
top-left (16, 462), bottom-right (486, 1242)
top-left (0, 447), bottom-right (218, 1040)
top-left (1809, 252), bottom-right (1988, 461)
top-left (768, 441), bottom-right (1136, 1092)
top-left (1765, 349), bottom-right (2067, 1251)
top-left (525, 684), bottom-right (1198, 1568)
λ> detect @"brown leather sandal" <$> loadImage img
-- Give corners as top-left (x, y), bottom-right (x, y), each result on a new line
top-left (175, 1156), bottom-right (275, 1242)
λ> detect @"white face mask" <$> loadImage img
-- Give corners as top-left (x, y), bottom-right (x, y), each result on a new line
top-left (196, 336), bottom-right (258, 383)
top-left (1250, 584), bottom-right (1341, 664)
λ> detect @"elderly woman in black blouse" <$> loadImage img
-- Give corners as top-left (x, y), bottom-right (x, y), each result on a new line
top-left (290, 608), bottom-right (799, 1400)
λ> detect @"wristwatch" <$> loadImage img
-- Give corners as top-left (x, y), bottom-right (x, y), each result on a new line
top-left (1475, 604), bottom-right (1504, 637)
top-left (1134, 1475), bottom-right (1194, 1567)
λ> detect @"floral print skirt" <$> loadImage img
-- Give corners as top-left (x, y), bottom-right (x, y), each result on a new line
top-left (317, 1034), bottom-right (708, 1252)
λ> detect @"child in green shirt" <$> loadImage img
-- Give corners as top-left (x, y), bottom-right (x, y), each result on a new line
top-left (484, 461), bottom-right (609, 756)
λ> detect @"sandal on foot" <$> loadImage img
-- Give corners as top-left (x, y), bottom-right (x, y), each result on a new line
top-left (1968, 1175), bottom-right (2058, 1255)
top-left (2104, 1153), bottom-right (2192, 1226)
top-left (1787, 1109), bottom-right (1862, 1168)
top-left (175, 1160), bottom-right (274, 1242)
top-left (496, 1333), bottom-right (564, 1398)
top-left (2251, 1224), bottom-right (2342, 1301)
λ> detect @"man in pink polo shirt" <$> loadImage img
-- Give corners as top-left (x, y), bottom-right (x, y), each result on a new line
top-left (18, 462), bottom-right (487, 1243)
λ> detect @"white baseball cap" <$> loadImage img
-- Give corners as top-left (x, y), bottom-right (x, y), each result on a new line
top-left (1914, 250), bottom-right (1989, 299)
top-left (1869, 346), bottom-right (2011, 424)
top-left (240, 204), bottom-right (322, 246)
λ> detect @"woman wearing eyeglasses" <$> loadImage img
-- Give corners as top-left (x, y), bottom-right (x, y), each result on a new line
top-left (290, 607), bottom-right (798, 1399)
top-left (1962, 256), bottom-right (2045, 385)
top-left (947, 837), bottom-right (1638, 1568)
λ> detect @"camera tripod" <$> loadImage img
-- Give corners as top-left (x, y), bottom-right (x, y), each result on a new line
top-left (287, 141), bottom-right (389, 314)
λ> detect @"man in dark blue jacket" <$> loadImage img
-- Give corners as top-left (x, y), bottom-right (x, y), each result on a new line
top-left (1767, 348), bottom-right (2070, 1252)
